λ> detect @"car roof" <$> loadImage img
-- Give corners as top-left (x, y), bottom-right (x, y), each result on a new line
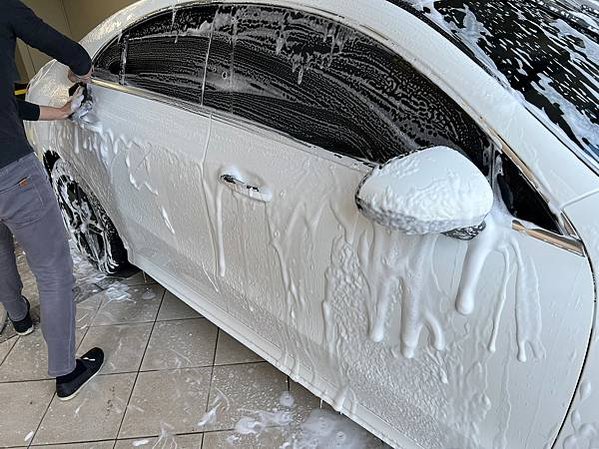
top-left (387, 0), bottom-right (599, 169)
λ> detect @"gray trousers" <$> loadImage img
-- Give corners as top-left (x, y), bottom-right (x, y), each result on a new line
top-left (0, 153), bottom-right (76, 377)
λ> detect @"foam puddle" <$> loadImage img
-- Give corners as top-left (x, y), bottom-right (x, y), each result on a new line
top-left (226, 391), bottom-right (388, 448)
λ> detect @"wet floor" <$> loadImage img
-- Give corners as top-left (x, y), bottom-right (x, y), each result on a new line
top-left (0, 244), bottom-right (391, 449)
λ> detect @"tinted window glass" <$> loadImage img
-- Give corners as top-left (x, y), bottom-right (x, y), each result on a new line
top-left (94, 36), bottom-right (124, 83)
top-left (497, 154), bottom-right (561, 233)
top-left (121, 5), bottom-right (217, 104)
top-left (203, 4), bottom-right (493, 169)
top-left (386, 0), bottom-right (599, 166)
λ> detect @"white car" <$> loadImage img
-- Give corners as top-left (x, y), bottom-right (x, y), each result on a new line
top-left (26, 1), bottom-right (598, 448)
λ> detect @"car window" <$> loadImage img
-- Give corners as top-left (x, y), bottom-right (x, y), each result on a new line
top-left (203, 4), bottom-right (493, 171)
top-left (96, 5), bottom-right (218, 105)
top-left (386, 0), bottom-right (599, 170)
top-left (93, 3), bottom-right (563, 234)
top-left (93, 36), bottom-right (124, 83)
top-left (498, 154), bottom-right (561, 233)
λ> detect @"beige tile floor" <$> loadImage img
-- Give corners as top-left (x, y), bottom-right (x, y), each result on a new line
top-left (0, 251), bottom-right (391, 449)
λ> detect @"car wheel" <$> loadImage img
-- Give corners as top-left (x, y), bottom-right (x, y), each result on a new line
top-left (51, 159), bottom-right (129, 275)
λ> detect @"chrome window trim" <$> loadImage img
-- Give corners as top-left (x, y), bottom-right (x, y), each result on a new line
top-left (91, 79), bottom-right (370, 172)
top-left (512, 220), bottom-right (585, 257)
top-left (92, 79), bottom-right (586, 258)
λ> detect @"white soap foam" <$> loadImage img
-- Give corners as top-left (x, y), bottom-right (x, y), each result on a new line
top-left (357, 147), bottom-right (493, 235)
top-left (142, 288), bottom-right (157, 300)
top-left (230, 392), bottom-right (387, 448)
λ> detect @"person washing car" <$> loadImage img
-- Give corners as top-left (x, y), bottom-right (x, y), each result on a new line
top-left (0, 0), bottom-right (103, 400)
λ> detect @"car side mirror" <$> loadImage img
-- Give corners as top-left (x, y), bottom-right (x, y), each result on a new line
top-left (355, 146), bottom-right (494, 239)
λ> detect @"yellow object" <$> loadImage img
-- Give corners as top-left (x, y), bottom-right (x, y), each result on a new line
top-left (15, 89), bottom-right (27, 96)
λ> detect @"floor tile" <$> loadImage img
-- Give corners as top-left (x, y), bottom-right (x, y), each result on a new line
top-left (100, 272), bottom-right (157, 289)
top-left (0, 332), bottom-right (48, 382)
top-left (34, 373), bottom-right (136, 445)
top-left (76, 294), bottom-right (104, 330)
top-left (79, 323), bottom-right (154, 374)
top-left (0, 324), bottom-right (17, 345)
top-left (0, 380), bottom-right (54, 447)
top-left (93, 270), bottom-right (152, 291)
top-left (92, 285), bottom-right (164, 326)
top-left (157, 291), bottom-right (202, 321)
top-left (140, 319), bottom-right (217, 371)
top-left (31, 441), bottom-right (116, 449)
top-left (203, 362), bottom-right (287, 432)
top-left (115, 432), bottom-right (203, 449)
top-left (0, 328), bottom-right (86, 382)
top-left (122, 272), bottom-right (158, 287)
top-left (119, 368), bottom-right (212, 438)
top-left (203, 428), bottom-right (286, 448)
top-left (288, 380), bottom-right (334, 423)
top-left (0, 337), bottom-right (17, 365)
top-left (214, 332), bottom-right (263, 366)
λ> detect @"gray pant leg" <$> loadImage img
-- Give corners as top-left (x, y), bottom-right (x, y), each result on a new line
top-left (0, 223), bottom-right (27, 321)
top-left (0, 154), bottom-right (76, 377)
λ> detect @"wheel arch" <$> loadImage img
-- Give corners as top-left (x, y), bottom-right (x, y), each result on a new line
top-left (47, 154), bottom-right (132, 275)
top-left (43, 150), bottom-right (60, 177)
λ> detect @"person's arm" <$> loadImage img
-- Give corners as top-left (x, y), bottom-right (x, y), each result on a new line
top-left (8, 0), bottom-right (92, 78)
top-left (39, 102), bottom-right (73, 121)
top-left (17, 99), bottom-right (72, 121)
top-left (17, 99), bottom-right (40, 121)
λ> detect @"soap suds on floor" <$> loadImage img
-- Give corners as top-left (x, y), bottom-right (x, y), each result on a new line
top-left (225, 391), bottom-right (388, 448)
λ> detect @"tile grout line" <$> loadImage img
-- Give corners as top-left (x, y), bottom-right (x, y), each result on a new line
top-left (25, 437), bottom-right (116, 448)
top-left (26, 386), bottom-right (56, 448)
top-left (73, 289), bottom-right (109, 341)
top-left (0, 360), bottom-right (270, 385)
top-left (88, 315), bottom-right (206, 328)
top-left (0, 335), bottom-right (20, 368)
top-left (111, 286), bottom-right (167, 448)
top-left (200, 328), bottom-right (221, 449)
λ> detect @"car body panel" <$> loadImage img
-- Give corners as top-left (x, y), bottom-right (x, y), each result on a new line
top-left (557, 193), bottom-right (599, 449)
top-left (24, 1), bottom-right (599, 448)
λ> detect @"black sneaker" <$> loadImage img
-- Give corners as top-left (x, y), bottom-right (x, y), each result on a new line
top-left (10, 297), bottom-right (34, 336)
top-left (56, 347), bottom-right (104, 401)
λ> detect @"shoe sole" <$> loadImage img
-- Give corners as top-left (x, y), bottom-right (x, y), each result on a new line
top-left (57, 359), bottom-right (105, 402)
top-left (16, 326), bottom-right (35, 336)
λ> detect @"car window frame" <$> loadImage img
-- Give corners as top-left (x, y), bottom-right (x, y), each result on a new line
top-left (90, 1), bottom-right (582, 245)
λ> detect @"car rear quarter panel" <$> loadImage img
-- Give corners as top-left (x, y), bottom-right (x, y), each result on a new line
top-left (557, 193), bottom-right (599, 449)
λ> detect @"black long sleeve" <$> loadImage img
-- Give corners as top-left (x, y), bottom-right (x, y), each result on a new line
top-left (1, 0), bottom-right (92, 169)
top-left (8, 0), bottom-right (92, 76)
top-left (17, 99), bottom-right (40, 121)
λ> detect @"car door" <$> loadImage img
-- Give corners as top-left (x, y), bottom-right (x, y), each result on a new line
top-left (90, 4), bottom-right (219, 288)
top-left (198, 4), bottom-right (595, 449)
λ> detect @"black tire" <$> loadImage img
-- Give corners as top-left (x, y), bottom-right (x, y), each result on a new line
top-left (51, 159), bottom-right (129, 275)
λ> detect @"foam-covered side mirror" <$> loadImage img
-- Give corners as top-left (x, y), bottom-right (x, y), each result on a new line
top-left (356, 146), bottom-right (493, 237)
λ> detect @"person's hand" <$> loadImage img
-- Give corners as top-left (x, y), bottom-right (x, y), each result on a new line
top-left (58, 100), bottom-right (73, 119)
top-left (68, 67), bottom-right (93, 83)
top-left (38, 100), bottom-right (72, 121)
